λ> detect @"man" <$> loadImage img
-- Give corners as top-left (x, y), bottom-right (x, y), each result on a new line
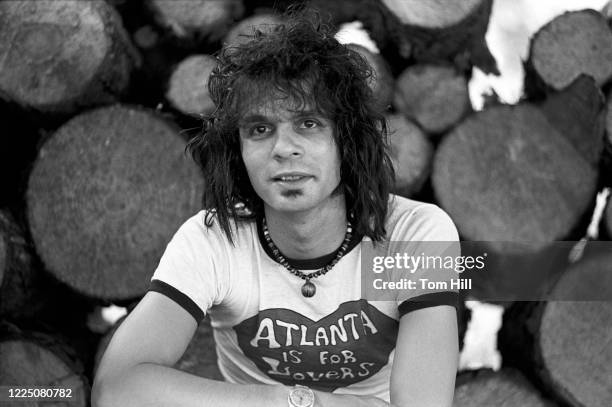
top-left (93, 12), bottom-right (459, 407)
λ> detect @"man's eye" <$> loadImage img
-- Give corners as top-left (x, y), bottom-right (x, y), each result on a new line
top-left (301, 120), bottom-right (319, 129)
top-left (250, 125), bottom-right (270, 136)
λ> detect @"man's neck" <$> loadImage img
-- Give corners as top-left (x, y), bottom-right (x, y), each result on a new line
top-left (263, 197), bottom-right (348, 260)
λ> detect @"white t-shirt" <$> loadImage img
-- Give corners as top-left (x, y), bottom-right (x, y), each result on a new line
top-left (149, 194), bottom-right (459, 401)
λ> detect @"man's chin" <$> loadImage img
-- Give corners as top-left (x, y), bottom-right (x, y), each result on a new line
top-left (265, 195), bottom-right (314, 213)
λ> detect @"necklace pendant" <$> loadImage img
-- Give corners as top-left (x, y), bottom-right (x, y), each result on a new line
top-left (301, 280), bottom-right (316, 297)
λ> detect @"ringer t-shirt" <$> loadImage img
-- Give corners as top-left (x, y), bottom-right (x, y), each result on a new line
top-left (148, 194), bottom-right (459, 401)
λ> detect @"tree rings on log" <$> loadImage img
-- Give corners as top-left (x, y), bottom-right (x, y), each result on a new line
top-left (0, 0), bottom-right (140, 115)
top-left (94, 314), bottom-right (222, 380)
top-left (386, 114), bottom-right (432, 198)
top-left (345, 44), bottom-right (393, 111)
top-left (0, 322), bottom-right (89, 406)
top-left (499, 252), bottom-right (612, 406)
top-left (528, 9), bottom-right (612, 91)
top-left (147, 0), bottom-right (244, 43)
top-left (223, 14), bottom-right (284, 47)
top-left (26, 105), bottom-right (204, 301)
top-left (432, 104), bottom-right (598, 252)
top-left (394, 64), bottom-right (470, 134)
top-left (166, 55), bottom-right (217, 117)
top-left (454, 368), bottom-right (553, 407)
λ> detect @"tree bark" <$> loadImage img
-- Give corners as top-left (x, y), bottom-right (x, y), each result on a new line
top-left (373, 0), bottom-right (497, 73)
top-left (0, 210), bottom-right (45, 320)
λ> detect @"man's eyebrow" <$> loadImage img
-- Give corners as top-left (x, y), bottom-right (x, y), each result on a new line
top-left (238, 110), bottom-right (327, 126)
top-left (238, 114), bottom-right (270, 126)
top-left (292, 110), bottom-right (326, 118)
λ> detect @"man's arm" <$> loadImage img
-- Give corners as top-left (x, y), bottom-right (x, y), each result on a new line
top-left (389, 305), bottom-right (458, 407)
top-left (91, 292), bottom-right (287, 407)
top-left (92, 291), bottom-right (388, 407)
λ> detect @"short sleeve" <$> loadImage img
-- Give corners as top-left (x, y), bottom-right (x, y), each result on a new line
top-left (392, 204), bottom-right (461, 316)
top-left (148, 213), bottom-right (224, 324)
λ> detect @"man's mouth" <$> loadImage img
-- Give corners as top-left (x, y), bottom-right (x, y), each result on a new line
top-left (275, 175), bottom-right (308, 181)
top-left (271, 173), bottom-right (313, 183)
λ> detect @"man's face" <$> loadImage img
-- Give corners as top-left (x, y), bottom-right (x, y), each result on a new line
top-left (238, 96), bottom-right (342, 215)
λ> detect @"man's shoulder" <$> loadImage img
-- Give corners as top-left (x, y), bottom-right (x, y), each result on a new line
top-left (175, 209), bottom-right (257, 246)
top-left (385, 194), bottom-right (458, 241)
top-left (385, 194), bottom-right (443, 224)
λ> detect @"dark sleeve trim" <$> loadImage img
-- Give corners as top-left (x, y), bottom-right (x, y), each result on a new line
top-left (398, 291), bottom-right (459, 317)
top-left (148, 279), bottom-right (205, 323)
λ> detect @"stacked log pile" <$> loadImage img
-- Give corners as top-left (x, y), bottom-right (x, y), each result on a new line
top-left (0, 0), bottom-right (610, 405)
top-left (497, 250), bottom-right (612, 406)
top-left (0, 321), bottom-right (90, 407)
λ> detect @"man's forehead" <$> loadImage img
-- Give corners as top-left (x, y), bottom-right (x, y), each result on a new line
top-left (239, 95), bottom-right (323, 121)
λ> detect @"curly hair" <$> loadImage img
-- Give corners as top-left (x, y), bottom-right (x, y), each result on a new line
top-left (187, 10), bottom-right (395, 245)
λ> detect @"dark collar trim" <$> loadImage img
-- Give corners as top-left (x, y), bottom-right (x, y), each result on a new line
top-left (256, 215), bottom-right (363, 269)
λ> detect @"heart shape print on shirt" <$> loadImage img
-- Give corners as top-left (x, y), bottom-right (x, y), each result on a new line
top-left (233, 299), bottom-right (399, 391)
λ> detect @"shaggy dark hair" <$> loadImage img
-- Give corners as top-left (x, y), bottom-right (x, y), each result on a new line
top-left (187, 11), bottom-right (395, 245)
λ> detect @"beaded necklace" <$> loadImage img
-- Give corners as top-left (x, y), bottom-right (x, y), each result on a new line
top-left (261, 217), bottom-right (353, 297)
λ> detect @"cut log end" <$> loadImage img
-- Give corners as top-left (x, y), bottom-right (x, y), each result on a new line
top-left (0, 332), bottom-right (89, 406)
top-left (166, 55), bottom-right (217, 117)
top-left (223, 14), bottom-right (284, 48)
top-left (394, 64), bottom-right (470, 133)
top-left (0, 0), bottom-right (138, 114)
top-left (538, 254), bottom-right (612, 406)
top-left (381, 0), bottom-right (483, 28)
top-left (345, 44), bottom-right (393, 110)
top-left (149, 0), bottom-right (244, 41)
top-left (386, 114), bottom-right (432, 197)
top-left (432, 104), bottom-right (597, 247)
top-left (133, 25), bottom-right (159, 49)
top-left (498, 253), bottom-right (612, 407)
top-left (529, 9), bottom-right (612, 91)
top-left (26, 105), bottom-right (204, 301)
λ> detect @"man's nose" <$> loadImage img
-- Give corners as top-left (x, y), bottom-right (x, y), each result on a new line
top-left (271, 124), bottom-right (302, 159)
